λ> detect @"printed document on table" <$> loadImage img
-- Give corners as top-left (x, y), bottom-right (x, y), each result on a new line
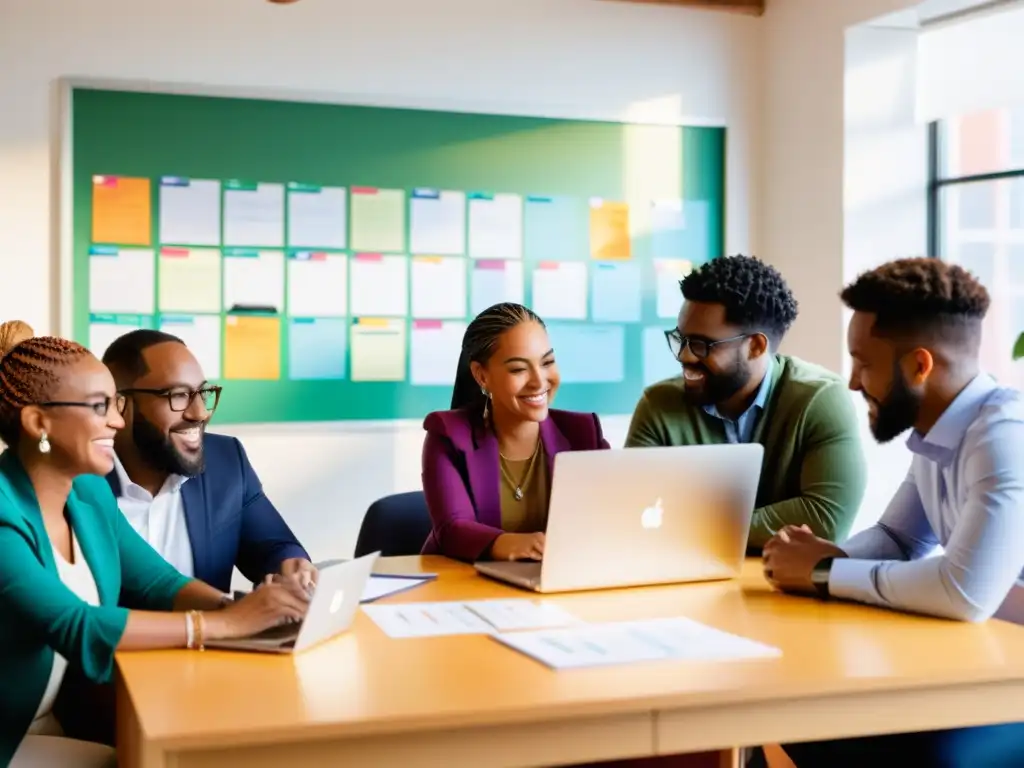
top-left (462, 600), bottom-right (580, 632)
top-left (363, 602), bottom-right (496, 638)
top-left (364, 599), bottom-right (580, 638)
top-left (493, 616), bottom-right (781, 670)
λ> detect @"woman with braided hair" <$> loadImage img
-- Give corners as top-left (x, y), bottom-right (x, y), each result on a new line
top-left (420, 303), bottom-right (610, 563)
top-left (0, 322), bottom-right (312, 767)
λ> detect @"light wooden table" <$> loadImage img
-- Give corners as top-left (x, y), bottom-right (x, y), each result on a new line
top-left (116, 557), bottom-right (1024, 767)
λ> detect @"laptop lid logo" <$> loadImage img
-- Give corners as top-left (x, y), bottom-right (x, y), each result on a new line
top-left (329, 590), bottom-right (346, 614)
top-left (641, 498), bottom-right (664, 529)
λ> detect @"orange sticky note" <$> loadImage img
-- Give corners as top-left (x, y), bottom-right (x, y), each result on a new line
top-left (91, 176), bottom-right (152, 246)
top-left (589, 200), bottom-right (631, 260)
top-left (224, 315), bottom-right (281, 380)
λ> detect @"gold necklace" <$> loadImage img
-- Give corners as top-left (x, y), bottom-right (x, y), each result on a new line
top-left (499, 440), bottom-right (540, 502)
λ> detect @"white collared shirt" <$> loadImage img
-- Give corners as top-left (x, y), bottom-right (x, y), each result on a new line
top-left (112, 455), bottom-right (195, 578)
top-left (830, 374), bottom-right (1024, 622)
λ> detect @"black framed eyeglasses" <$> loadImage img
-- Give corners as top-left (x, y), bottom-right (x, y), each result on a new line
top-left (39, 394), bottom-right (127, 417)
top-left (664, 329), bottom-right (751, 360)
top-left (120, 386), bottom-right (222, 414)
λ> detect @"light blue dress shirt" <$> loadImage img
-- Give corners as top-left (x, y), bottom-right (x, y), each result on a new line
top-left (703, 356), bottom-right (773, 444)
top-left (829, 374), bottom-right (1024, 622)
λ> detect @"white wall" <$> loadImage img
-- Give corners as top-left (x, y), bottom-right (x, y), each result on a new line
top-left (917, 1), bottom-right (1024, 122)
top-left (0, 0), bottom-right (760, 559)
top-left (842, 23), bottom-right (927, 532)
top-left (760, 0), bottom-right (921, 535)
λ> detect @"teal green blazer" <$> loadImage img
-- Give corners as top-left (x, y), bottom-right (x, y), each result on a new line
top-left (0, 451), bottom-right (191, 764)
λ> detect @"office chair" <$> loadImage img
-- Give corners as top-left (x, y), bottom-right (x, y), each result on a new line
top-left (354, 491), bottom-right (432, 557)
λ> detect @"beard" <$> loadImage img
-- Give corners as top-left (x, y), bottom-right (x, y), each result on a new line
top-left (681, 357), bottom-right (751, 407)
top-left (132, 411), bottom-right (206, 477)
top-left (867, 364), bottom-right (922, 443)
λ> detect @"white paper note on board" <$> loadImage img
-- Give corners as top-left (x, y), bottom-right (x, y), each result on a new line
top-left (287, 252), bottom-right (347, 317)
top-left (468, 193), bottom-right (522, 260)
top-left (224, 181), bottom-right (285, 248)
top-left (470, 260), bottom-right (524, 316)
top-left (411, 256), bottom-right (466, 319)
top-left (223, 249), bottom-right (285, 314)
top-left (160, 314), bottom-right (222, 380)
top-left (410, 189), bottom-right (465, 256)
top-left (287, 184), bottom-right (347, 249)
top-left (159, 177), bottom-right (222, 246)
top-left (410, 320), bottom-right (466, 385)
top-left (531, 262), bottom-right (587, 320)
top-left (89, 247), bottom-right (155, 315)
top-left (350, 253), bottom-right (408, 318)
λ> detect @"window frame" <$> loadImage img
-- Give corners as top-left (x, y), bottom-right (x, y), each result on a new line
top-left (926, 118), bottom-right (1024, 256)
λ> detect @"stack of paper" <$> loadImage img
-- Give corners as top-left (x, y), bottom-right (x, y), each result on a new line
top-left (362, 599), bottom-right (579, 638)
top-left (493, 617), bottom-right (781, 670)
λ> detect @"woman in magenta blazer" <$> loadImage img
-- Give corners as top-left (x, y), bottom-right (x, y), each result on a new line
top-left (421, 302), bottom-right (609, 562)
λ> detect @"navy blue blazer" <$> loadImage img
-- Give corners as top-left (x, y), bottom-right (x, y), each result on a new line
top-left (106, 433), bottom-right (308, 593)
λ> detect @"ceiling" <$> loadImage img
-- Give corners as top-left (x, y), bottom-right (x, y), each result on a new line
top-left (597, 0), bottom-right (764, 15)
top-left (869, 0), bottom-right (1018, 29)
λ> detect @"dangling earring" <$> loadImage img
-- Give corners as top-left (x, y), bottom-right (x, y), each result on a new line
top-left (38, 431), bottom-right (51, 455)
top-left (481, 386), bottom-right (491, 423)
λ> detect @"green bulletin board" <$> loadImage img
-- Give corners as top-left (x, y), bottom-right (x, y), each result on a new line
top-left (71, 87), bottom-right (725, 424)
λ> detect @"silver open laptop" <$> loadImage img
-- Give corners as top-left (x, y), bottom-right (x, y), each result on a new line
top-left (474, 444), bottom-right (763, 593)
top-left (206, 551), bottom-right (378, 653)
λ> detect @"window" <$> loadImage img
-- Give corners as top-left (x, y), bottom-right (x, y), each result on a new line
top-left (929, 107), bottom-right (1024, 389)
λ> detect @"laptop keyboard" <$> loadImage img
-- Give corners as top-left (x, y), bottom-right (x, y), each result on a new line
top-left (249, 622), bottom-right (302, 642)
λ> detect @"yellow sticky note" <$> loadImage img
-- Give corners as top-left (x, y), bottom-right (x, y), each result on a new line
top-left (224, 315), bottom-right (281, 380)
top-left (350, 318), bottom-right (407, 381)
top-left (589, 200), bottom-right (631, 260)
top-left (158, 248), bottom-right (222, 313)
top-left (92, 175), bottom-right (152, 246)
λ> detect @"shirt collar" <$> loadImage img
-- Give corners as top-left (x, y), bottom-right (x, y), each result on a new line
top-left (112, 453), bottom-right (188, 499)
top-left (703, 355), bottom-right (774, 421)
top-left (905, 373), bottom-right (998, 465)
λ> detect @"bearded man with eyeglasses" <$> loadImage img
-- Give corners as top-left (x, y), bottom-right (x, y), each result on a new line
top-left (100, 330), bottom-right (314, 595)
top-left (625, 254), bottom-right (866, 551)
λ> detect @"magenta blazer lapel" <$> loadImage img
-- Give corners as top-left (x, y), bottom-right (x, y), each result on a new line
top-left (424, 407), bottom-right (608, 545)
top-left (464, 423), bottom-right (502, 529)
top-left (458, 411), bottom-right (575, 528)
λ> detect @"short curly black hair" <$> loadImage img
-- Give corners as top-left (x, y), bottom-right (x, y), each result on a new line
top-left (840, 257), bottom-right (989, 343)
top-left (680, 254), bottom-right (798, 345)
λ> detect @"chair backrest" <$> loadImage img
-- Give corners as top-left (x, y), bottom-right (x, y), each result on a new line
top-left (354, 491), bottom-right (432, 557)
top-left (996, 582), bottom-right (1024, 625)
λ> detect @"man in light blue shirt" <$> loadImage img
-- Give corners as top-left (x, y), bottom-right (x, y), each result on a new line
top-left (760, 257), bottom-right (1024, 767)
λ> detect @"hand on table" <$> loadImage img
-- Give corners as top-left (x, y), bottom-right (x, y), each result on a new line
top-left (491, 532), bottom-right (545, 562)
top-left (762, 524), bottom-right (847, 596)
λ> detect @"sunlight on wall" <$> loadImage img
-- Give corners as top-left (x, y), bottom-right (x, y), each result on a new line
top-left (620, 95), bottom-right (687, 244)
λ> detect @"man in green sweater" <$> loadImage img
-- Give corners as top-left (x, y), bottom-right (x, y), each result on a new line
top-left (626, 254), bottom-right (866, 550)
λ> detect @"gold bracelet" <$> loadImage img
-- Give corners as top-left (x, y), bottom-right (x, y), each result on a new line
top-left (188, 610), bottom-right (206, 652)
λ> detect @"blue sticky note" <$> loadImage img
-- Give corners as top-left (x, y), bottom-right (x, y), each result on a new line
top-left (650, 200), bottom-right (687, 258)
top-left (643, 327), bottom-right (680, 387)
top-left (547, 324), bottom-right (625, 383)
top-left (591, 262), bottom-right (642, 322)
top-left (470, 260), bottom-right (524, 316)
top-left (289, 318), bottom-right (347, 380)
top-left (675, 200), bottom-right (710, 264)
top-left (525, 196), bottom-right (588, 261)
